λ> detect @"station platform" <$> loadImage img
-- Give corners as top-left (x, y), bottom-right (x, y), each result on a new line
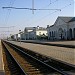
top-left (0, 40), bottom-right (5, 75)
top-left (7, 40), bottom-right (75, 66)
top-left (21, 40), bottom-right (75, 48)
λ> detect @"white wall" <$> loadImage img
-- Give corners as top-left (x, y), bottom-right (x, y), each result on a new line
top-left (36, 30), bottom-right (47, 36)
top-left (54, 17), bottom-right (66, 26)
top-left (28, 30), bottom-right (47, 40)
top-left (48, 17), bottom-right (68, 40)
top-left (68, 21), bottom-right (75, 39)
top-left (48, 20), bottom-right (75, 40)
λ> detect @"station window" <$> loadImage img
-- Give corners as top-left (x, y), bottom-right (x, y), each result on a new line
top-left (39, 32), bottom-right (41, 35)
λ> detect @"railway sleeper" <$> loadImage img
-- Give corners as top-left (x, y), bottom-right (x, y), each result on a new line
top-left (3, 40), bottom-right (75, 75)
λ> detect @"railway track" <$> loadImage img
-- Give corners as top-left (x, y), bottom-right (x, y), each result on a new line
top-left (2, 41), bottom-right (27, 75)
top-left (2, 40), bottom-right (75, 75)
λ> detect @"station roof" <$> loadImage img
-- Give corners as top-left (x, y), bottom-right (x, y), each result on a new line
top-left (58, 16), bottom-right (73, 23)
top-left (69, 17), bottom-right (75, 22)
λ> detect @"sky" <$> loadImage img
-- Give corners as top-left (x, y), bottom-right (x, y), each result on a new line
top-left (0, 0), bottom-right (74, 39)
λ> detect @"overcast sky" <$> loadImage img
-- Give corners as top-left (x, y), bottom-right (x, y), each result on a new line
top-left (0, 0), bottom-right (74, 39)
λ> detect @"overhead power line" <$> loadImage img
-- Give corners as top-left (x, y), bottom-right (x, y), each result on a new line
top-left (0, 26), bottom-right (15, 28)
top-left (29, 2), bottom-right (74, 26)
top-left (0, 31), bottom-right (13, 32)
top-left (48, 0), bottom-right (58, 6)
top-left (0, 27), bottom-right (9, 28)
top-left (21, 0), bottom-right (59, 26)
top-left (4, 0), bottom-right (16, 26)
top-left (50, 0), bottom-right (51, 4)
top-left (2, 7), bottom-right (61, 11)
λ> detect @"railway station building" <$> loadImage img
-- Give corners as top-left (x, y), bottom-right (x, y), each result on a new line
top-left (47, 16), bottom-right (75, 40)
top-left (24, 26), bottom-right (47, 40)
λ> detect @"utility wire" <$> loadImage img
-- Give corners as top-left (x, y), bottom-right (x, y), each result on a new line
top-left (2, 0), bottom-right (59, 27)
top-left (0, 26), bottom-right (15, 28)
top-left (0, 31), bottom-right (13, 32)
top-left (2, 7), bottom-right (61, 11)
top-left (39, 3), bottom-right (74, 25)
top-left (4, 0), bottom-right (15, 25)
top-left (25, 0), bottom-right (59, 26)
top-left (50, 0), bottom-right (51, 4)
top-left (2, 0), bottom-right (16, 38)
top-left (47, 0), bottom-right (58, 6)
top-left (2, 0), bottom-right (60, 11)
top-left (29, 1), bottom-right (74, 26)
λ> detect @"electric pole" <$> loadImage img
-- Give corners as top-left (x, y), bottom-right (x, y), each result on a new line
top-left (32, 0), bottom-right (34, 14)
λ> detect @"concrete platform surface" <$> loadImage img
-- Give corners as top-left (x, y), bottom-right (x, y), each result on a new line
top-left (7, 41), bottom-right (75, 66)
top-left (0, 40), bottom-right (5, 75)
top-left (21, 40), bottom-right (75, 46)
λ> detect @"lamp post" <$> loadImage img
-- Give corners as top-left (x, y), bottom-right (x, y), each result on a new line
top-left (19, 30), bottom-right (21, 44)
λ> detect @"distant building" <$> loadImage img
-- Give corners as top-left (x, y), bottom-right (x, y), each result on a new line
top-left (47, 16), bottom-right (75, 40)
top-left (24, 26), bottom-right (48, 40)
top-left (24, 27), bottom-right (35, 40)
top-left (10, 34), bottom-right (18, 40)
top-left (20, 31), bottom-right (25, 40)
top-left (10, 33), bottom-right (22, 41)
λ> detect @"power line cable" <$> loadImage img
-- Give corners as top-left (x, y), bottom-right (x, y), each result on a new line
top-left (26, 0), bottom-right (59, 26)
top-left (29, 1), bottom-right (74, 26)
top-left (24, 0), bottom-right (59, 26)
top-left (2, 0), bottom-right (59, 27)
top-left (3, 0), bottom-right (16, 26)
top-left (0, 26), bottom-right (15, 28)
top-left (16, 0), bottom-right (59, 27)
top-left (40, 3), bottom-right (74, 25)
top-left (2, 7), bottom-right (61, 11)
top-left (47, 0), bottom-right (58, 7)
top-left (2, 0), bottom-right (16, 38)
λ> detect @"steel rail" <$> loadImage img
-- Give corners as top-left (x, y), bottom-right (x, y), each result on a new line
top-left (4, 41), bottom-right (70, 75)
top-left (2, 42), bottom-right (28, 75)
